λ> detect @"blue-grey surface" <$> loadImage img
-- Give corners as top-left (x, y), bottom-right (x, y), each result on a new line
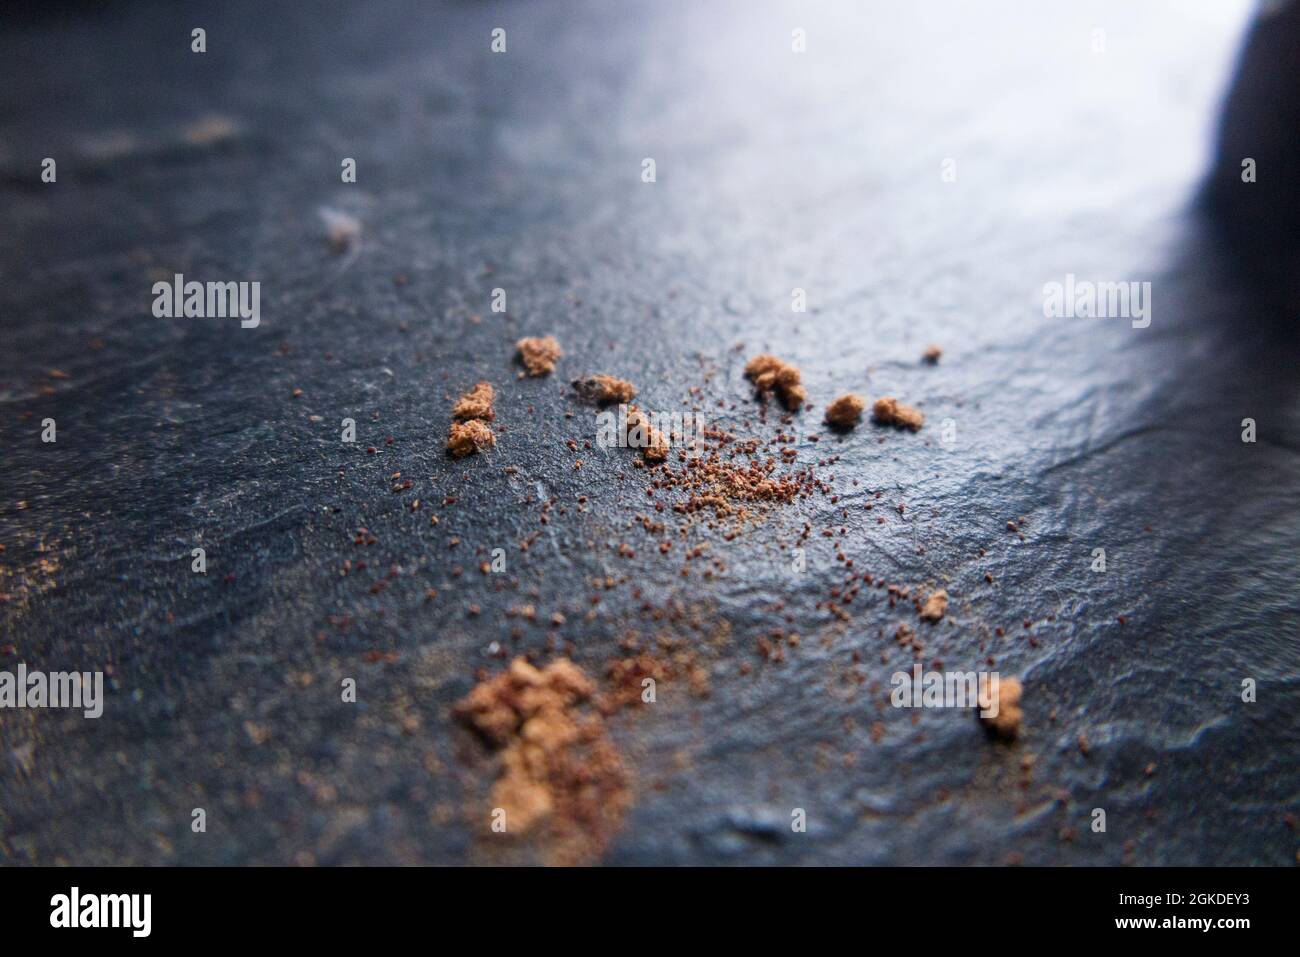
top-left (1, 0), bottom-right (1297, 865)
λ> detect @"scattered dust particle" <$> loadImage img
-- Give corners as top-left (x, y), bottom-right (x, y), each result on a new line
top-left (922, 344), bottom-right (943, 364)
top-left (572, 374), bottom-right (637, 405)
top-left (824, 393), bottom-right (866, 428)
top-left (744, 354), bottom-right (806, 411)
top-left (979, 677), bottom-right (1023, 741)
top-left (598, 650), bottom-right (710, 715)
top-left (454, 658), bottom-right (630, 865)
top-left (872, 396), bottom-right (924, 431)
top-left (918, 588), bottom-right (948, 622)
top-left (452, 381), bottom-right (496, 421)
top-left (516, 336), bottom-right (563, 377)
top-left (447, 420), bottom-right (495, 458)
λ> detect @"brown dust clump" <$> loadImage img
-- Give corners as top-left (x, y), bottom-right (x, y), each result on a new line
top-left (447, 381), bottom-right (497, 457)
top-left (516, 336), bottom-right (563, 377)
top-left (454, 657), bottom-right (631, 865)
top-left (572, 374), bottom-right (637, 405)
top-left (918, 588), bottom-right (948, 622)
top-left (824, 393), bottom-right (866, 428)
top-left (744, 354), bottom-right (806, 411)
top-left (447, 420), bottom-right (494, 458)
top-left (625, 405), bottom-right (669, 462)
top-left (980, 676), bottom-right (1024, 741)
top-left (872, 396), bottom-right (925, 431)
top-left (452, 381), bottom-right (496, 421)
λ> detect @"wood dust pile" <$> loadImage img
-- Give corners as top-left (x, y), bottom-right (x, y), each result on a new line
top-left (454, 657), bottom-right (631, 865)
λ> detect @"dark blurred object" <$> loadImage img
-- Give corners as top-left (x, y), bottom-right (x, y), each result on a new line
top-left (1203, 0), bottom-right (1300, 253)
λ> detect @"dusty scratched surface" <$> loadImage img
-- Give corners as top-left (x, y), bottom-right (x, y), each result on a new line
top-left (1, 1), bottom-right (1297, 865)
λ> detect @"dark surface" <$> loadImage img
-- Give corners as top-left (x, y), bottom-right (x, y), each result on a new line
top-left (1, 0), bottom-right (1297, 865)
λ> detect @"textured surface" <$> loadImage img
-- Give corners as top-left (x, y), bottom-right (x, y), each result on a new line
top-left (1, 0), bottom-right (1298, 865)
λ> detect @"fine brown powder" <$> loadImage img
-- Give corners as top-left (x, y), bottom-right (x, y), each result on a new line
top-left (455, 657), bottom-right (631, 864)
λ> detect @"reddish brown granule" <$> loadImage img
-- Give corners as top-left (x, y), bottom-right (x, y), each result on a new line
top-left (980, 677), bottom-right (1023, 741)
top-left (453, 381), bottom-right (496, 421)
top-left (918, 588), bottom-right (948, 622)
top-left (744, 354), bottom-right (806, 411)
top-left (824, 393), bottom-right (866, 428)
top-left (454, 658), bottom-right (630, 865)
top-left (922, 344), bottom-right (942, 364)
top-left (872, 396), bottom-right (925, 431)
top-left (516, 336), bottom-right (563, 377)
top-left (447, 419), bottom-right (495, 458)
top-left (597, 654), bottom-right (670, 714)
top-left (572, 374), bottom-right (637, 405)
top-left (597, 651), bottom-right (710, 715)
top-left (653, 455), bottom-right (802, 521)
top-left (625, 405), bottom-right (668, 462)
